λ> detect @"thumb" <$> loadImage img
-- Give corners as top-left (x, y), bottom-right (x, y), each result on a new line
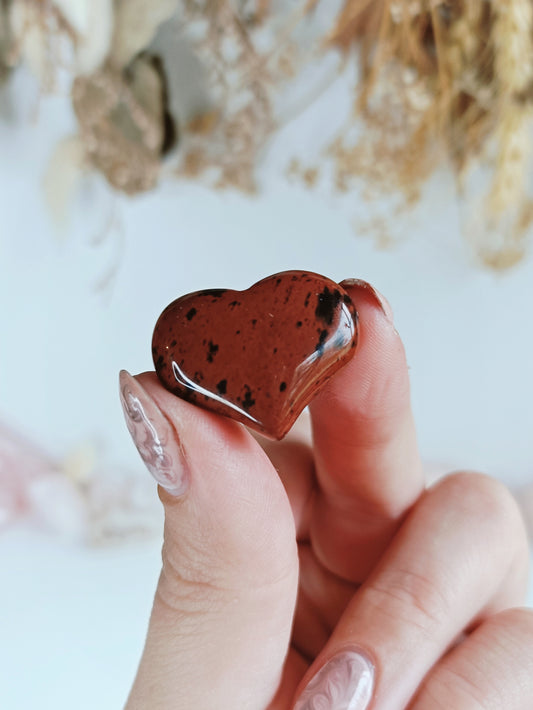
top-left (119, 371), bottom-right (298, 710)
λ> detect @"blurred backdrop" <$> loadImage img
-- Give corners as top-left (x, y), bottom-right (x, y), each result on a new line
top-left (1, 3), bottom-right (533, 708)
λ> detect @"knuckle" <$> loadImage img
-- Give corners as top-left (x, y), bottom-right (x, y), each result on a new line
top-left (435, 471), bottom-right (523, 537)
top-left (158, 537), bottom-right (229, 615)
top-left (364, 565), bottom-right (450, 636)
top-left (422, 662), bottom-right (495, 710)
top-left (488, 606), bottom-right (533, 646)
top-left (417, 608), bottom-right (533, 709)
top-left (158, 524), bottom-right (297, 616)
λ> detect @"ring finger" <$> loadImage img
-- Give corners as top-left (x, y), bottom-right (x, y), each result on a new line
top-left (292, 472), bottom-right (530, 710)
top-left (409, 606), bottom-right (533, 709)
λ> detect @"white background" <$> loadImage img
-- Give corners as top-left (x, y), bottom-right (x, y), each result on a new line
top-left (1, 66), bottom-right (532, 709)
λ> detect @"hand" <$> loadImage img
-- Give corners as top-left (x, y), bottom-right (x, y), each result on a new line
top-left (119, 280), bottom-right (532, 709)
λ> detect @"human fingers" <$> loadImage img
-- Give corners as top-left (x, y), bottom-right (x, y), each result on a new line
top-left (409, 607), bottom-right (533, 709)
top-left (292, 472), bottom-right (530, 710)
top-left (308, 279), bottom-right (424, 581)
top-left (119, 371), bottom-right (298, 710)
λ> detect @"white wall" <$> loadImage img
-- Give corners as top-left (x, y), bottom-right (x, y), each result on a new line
top-left (1, 67), bottom-right (532, 709)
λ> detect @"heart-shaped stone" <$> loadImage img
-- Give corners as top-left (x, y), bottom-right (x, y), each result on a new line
top-left (151, 271), bottom-right (358, 439)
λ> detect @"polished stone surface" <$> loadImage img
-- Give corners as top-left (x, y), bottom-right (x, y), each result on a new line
top-left (152, 271), bottom-right (358, 439)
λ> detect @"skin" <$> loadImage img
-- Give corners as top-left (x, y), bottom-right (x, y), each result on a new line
top-left (124, 281), bottom-right (533, 710)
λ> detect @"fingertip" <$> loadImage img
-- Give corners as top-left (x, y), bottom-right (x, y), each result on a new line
top-left (340, 278), bottom-right (394, 324)
top-left (311, 280), bottom-right (409, 426)
top-left (134, 370), bottom-right (252, 454)
top-left (133, 371), bottom-right (294, 534)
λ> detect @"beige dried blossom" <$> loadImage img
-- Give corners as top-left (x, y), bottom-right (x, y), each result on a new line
top-left (7, 0), bottom-right (533, 266)
top-left (72, 57), bottom-right (166, 194)
top-left (477, 0), bottom-right (533, 264)
top-left (175, 0), bottom-right (276, 192)
top-left (490, 0), bottom-right (533, 212)
top-left (0, 2), bottom-right (12, 83)
top-left (8, 0), bottom-right (113, 87)
top-left (492, 0), bottom-right (533, 94)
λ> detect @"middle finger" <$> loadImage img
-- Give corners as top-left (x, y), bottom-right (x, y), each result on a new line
top-left (309, 280), bottom-right (424, 581)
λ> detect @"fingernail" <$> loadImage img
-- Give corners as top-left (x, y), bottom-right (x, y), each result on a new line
top-left (119, 370), bottom-right (189, 497)
top-left (341, 278), bottom-right (394, 323)
top-left (294, 650), bottom-right (374, 710)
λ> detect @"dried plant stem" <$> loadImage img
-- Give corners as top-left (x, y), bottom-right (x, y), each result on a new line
top-left (489, 0), bottom-right (533, 216)
top-left (358, 0), bottom-right (392, 111)
top-left (492, 0), bottom-right (533, 94)
top-left (489, 106), bottom-right (532, 214)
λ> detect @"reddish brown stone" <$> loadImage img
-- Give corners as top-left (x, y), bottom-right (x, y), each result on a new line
top-left (152, 271), bottom-right (358, 439)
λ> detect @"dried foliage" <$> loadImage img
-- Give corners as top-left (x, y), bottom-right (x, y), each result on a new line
top-left (72, 56), bottom-right (168, 194)
top-left (4, 0), bottom-right (533, 267)
top-left (0, 1), bottom-right (12, 83)
top-left (174, 0), bottom-right (277, 192)
top-left (328, 0), bottom-right (533, 267)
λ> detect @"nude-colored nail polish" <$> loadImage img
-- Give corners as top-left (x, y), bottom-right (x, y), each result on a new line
top-left (340, 278), bottom-right (394, 323)
top-left (294, 650), bottom-right (374, 710)
top-left (119, 370), bottom-right (189, 497)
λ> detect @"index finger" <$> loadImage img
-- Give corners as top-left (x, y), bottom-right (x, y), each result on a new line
top-left (308, 279), bottom-right (424, 581)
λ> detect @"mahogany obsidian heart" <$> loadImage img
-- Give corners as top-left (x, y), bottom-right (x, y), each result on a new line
top-left (151, 271), bottom-right (358, 439)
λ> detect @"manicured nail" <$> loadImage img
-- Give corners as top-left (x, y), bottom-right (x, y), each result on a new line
top-left (119, 370), bottom-right (189, 497)
top-left (341, 278), bottom-right (394, 323)
top-left (294, 650), bottom-right (374, 710)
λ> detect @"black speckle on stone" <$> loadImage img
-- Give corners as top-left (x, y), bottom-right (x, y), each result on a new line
top-left (194, 371), bottom-right (204, 382)
top-left (284, 286), bottom-right (294, 305)
top-left (304, 292), bottom-right (311, 308)
top-left (242, 386), bottom-right (256, 411)
top-left (343, 293), bottom-right (352, 305)
top-left (202, 289), bottom-right (227, 298)
top-left (315, 287), bottom-right (342, 326)
top-left (252, 319), bottom-right (257, 326)
top-left (291, 275), bottom-right (299, 281)
top-left (279, 381), bottom-right (287, 392)
top-left (186, 307), bottom-right (197, 321)
top-left (152, 344), bottom-right (158, 354)
top-left (216, 379), bottom-right (227, 395)
top-left (207, 341), bottom-right (219, 363)
top-left (170, 339), bottom-right (177, 347)
top-left (229, 300), bottom-right (240, 309)
top-left (155, 355), bottom-right (165, 370)
top-left (296, 321), bottom-right (302, 328)
top-left (276, 277), bottom-right (282, 286)
top-left (315, 328), bottom-right (329, 353)
top-left (273, 347), bottom-right (278, 354)
top-left (202, 339), bottom-right (207, 346)
top-left (236, 329), bottom-right (241, 335)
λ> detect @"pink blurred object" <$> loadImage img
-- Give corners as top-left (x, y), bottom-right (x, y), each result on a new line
top-left (0, 420), bottom-right (161, 544)
top-left (0, 420), bottom-right (60, 527)
top-left (1, 421), bottom-right (531, 545)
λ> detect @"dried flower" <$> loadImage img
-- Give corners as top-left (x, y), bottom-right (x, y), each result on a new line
top-left (72, 56), bottom-right (167, 194)
top-left (5, 0), bottom-right (533, 266)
